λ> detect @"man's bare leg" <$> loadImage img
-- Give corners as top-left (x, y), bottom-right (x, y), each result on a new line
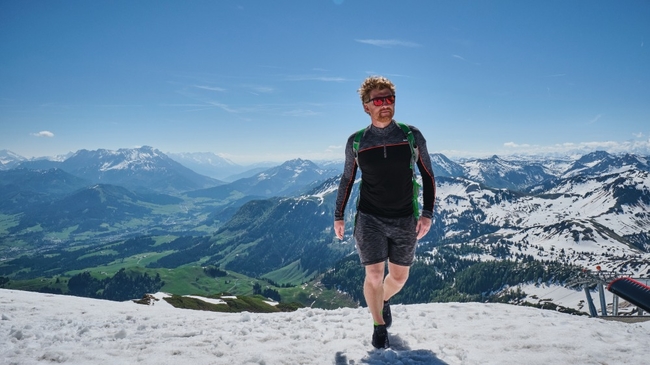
top-left (382, 262), bottom-right (410, 302)
top-left (363, 262), bottom-right (386, 325)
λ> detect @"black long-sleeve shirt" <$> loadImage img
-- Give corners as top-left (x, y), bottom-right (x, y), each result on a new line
top-left (334, 120), bottom-right (436, 220)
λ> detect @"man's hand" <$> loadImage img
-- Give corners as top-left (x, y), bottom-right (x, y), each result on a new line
top-left (416, 216), bottom-right (432, 240)
top-left (334, 220), bottom-right (345, 240)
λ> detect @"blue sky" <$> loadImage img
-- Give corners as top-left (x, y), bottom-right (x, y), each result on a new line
top-left (1, 0), bottom-right (649, 164)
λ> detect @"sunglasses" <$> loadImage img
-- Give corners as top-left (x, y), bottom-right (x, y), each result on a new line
top-left (366, 94), bottom-right (396, 106)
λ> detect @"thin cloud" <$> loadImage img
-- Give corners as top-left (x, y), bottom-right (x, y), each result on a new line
top-left (286, 75), bottom-right (347, 82)
top-left (503, 142), bottom-right (530, 148)
top-left (39, 102), bottom-right (66, 108)
top-left (250, 86), bottom-right (274, 93)
top-left (161, 103), bottom-right (209, 107)
top-left (452, 54), bottom-right (480, 66)
top-left (31, 131), bottom-right (54, 138)
top-left (222, 84), bottom-right (275, 94)
top-left (282, 109), bottom-right (318, 117)
top-left (208, 101), bottom-right (238, 113)
top-left (588, 114), bottom-right (602, 125)
top-left (193, 85), bottom-right (226, 92)
top-left (501, 139), bottom-right (650, 156)
top-left (355, 39), bottom-right (421, 48)
top-left (363, 72), bottom-right (412, 79)
top-left (95, 104), bottom-right (143, 107)
top-left (312, 77), bottom-right (346, 82)
top-left (161, 103), bottom-right (217, 112)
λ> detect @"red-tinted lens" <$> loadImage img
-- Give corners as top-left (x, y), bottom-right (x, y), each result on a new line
top-left (371, 95), bottom-right (395, 106)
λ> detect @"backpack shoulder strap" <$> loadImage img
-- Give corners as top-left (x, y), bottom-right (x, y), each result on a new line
top-left (352, 127), bottom-right (365, 167)
top-left (396, 122), bottom-right (419, 169)
top-left (397, 122), bottom-right (421, 218)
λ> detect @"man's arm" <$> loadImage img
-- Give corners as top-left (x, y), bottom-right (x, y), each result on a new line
top-left (412, 127), bottom-right (436, 219)
top-left (333, 134), bottom-right (358, 239)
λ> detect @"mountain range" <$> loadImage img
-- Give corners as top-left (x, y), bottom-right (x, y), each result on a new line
top-left (0, 150), bottom-right (26, 170)
top-left (9, 146), bottom-right (222, 194)
top-left (1, 146), bottom-right (649, 313)
top-left (187, 158), bottom-right (339, 200)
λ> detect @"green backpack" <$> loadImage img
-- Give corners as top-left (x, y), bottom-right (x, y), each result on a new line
top-left (352, 122), bottom-right (421, 218)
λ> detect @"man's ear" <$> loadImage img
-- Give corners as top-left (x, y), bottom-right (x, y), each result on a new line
top-left (363, 104), bottom-right (370, 114)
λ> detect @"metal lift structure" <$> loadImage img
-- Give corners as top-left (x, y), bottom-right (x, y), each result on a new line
top-left (567, 267), bottom-right (650, 318)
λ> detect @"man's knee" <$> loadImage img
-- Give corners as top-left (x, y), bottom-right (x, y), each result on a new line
top-left (365, 263), bottom-right (385, 286)
top-left (388, 264), bottom-right (410, 284)
top-left (387, 273), bottom-right (408, 287)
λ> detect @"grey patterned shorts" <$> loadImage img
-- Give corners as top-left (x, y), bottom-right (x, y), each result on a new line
top-left (353, 211), bottom-right (417, 266)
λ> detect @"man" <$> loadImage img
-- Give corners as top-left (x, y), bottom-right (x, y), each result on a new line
top-left (334, 76), bottom-right (436, 349)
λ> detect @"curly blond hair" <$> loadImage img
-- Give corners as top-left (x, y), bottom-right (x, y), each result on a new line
top-left (357, 76), bottom-right (396, 104)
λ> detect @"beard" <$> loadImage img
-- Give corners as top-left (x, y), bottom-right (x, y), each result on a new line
top-left (375, 109), bottom-right (394, 124)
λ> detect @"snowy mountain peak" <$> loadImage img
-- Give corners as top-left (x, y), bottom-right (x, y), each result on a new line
top-left (430, 153), bottom-right (465, 177)
top-left (167, 151), bottom-right (238, 167)
top-left (64, 146), bottom-right (169, 172)
top-left (0, 149), bottom-right (24, 161)
top-left (577, 150), bottom-right (613, 164)
top-left (281, 158), bottom-right (317, 168)
top-left (0, 150), bottom-right (26, 170)
top-left (434, 164), bottom-right (650, 275)
top-left (30, 146), bottom-right (220, 193)
top-left (257, 158), bottom-right (324, 181)
top-left (562, 151), bottom-right (650, 179)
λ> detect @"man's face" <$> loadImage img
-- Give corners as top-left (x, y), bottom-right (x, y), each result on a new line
top-left (364, 88), bottom-right (395, 124)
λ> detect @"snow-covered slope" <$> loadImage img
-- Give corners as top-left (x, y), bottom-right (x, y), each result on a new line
top-left (1, 289), bottom-right (648, 365)
top-left (62, 146), bottom-right (220, 193)
top-left (433, 167), bottom-right (650, 276)
top-left (460, 155), bottom-right (557, 191)
top-left (189, 158), bottom-right (340, 199)
top-left (0, 150), bottom-right (25, 170)
top-left (167, 151), bottom-right (245, 180)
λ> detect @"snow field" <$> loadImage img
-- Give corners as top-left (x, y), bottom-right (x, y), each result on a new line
top-left (2, 289), bottom-right (649, 365)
